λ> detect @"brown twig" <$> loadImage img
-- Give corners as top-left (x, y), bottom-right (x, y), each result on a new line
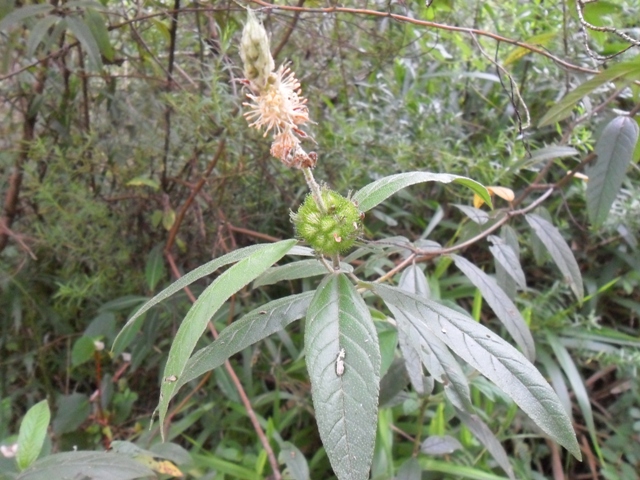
top-left (165, 140), bottom-right (226, 253)
top-left (3, 3), bottom-right (640, 85)
top-left (248, 0), bottom-right (640, 81)
top-left (271, 0), bottom-right (305, 60)
top-left (226, 224), bottom-right (282, 243)
top-left (545, 439), bottom-right (565, 480)
top-left (0, 65), bottom-right (47, 253)
top-left (374, 188), bottom-right (555, 284)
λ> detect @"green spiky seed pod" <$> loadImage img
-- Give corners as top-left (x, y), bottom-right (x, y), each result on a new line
top-left (292, 189), bottom-right (362, 255)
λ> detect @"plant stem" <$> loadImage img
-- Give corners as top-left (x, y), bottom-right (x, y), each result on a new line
top-left (302, 166), bottom-right (326, 213)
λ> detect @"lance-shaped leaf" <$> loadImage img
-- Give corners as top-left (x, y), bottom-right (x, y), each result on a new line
top-left (305, 274), bottom-right (381, 480)
top-left (157, 239), bottom-right (296, 437)
top-left (488, 235), bottom-right (526, 290)
top-left (586, 116), bottom-right (639, 227)
top-left (170, 291), bottom-right (314, 399)
top-left (538, 61), bottom-right (640, 127)
top-left (0, 4), bottom-right (54, 32)
top-left (398, 266), bottom-right (429, 394)
top-left (66, 16), bottom-right (102, 69)
top-left (397, 265), bottom-right (470, 408)
top-left (113, 242), bottom-right (279, 353)
top-left (451, 254), bottom-right (535, 361)
top-left (16, 451), bottom-right (154, 480)
top-left (370, 283), bottom-right (581, 460)
top-left (454, 408), bottom-right (515, 480)
top-left (547, 333), bottom-right (602, 462)
top-left (525, 214), bottom-right (583, 302)
top-left (387, 302), bottom-right (473, 411)
top-left (352, 172), bottom-right (492, 213)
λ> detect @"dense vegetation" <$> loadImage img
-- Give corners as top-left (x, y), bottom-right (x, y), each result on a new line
top-left (1, 1), bottom-right (640, 479)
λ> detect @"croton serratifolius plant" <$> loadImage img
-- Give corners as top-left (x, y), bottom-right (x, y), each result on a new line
top-left (114, 10), bottom-right (581, 480)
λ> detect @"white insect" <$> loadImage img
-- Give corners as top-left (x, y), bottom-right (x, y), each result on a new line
top-left (335, 348), bottom-right (346, 376)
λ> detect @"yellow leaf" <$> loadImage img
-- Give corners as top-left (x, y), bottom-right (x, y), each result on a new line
top-left (127, 176), bottom-right (160, 190)
top-left (504, 31), bottom-right (557, 65)
top-left (134, 454), bottom-right (183, 477)
top-left (162, 208), bottom-right (176, 231)
top-left (473, 186), bottom-right (515, 209)
top-left (488, 186), bottom-right (515, 202)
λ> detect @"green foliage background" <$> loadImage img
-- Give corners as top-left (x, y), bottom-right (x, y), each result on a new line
top-left (1, 0), bottom-right (640, 478)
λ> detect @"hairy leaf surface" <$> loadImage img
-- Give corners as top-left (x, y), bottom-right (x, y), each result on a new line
top-left (451, 254), bottom-right (535, 360)
top-left (371, 283), bottom-right (581, 460)
top-left (157, 240), bottom-right (296, 436)
top-left (171, 291), bottom-right (314, 397)
top-left (525, 214), bottom-right (583, 302)
top-left (305, 274), bottom-right (380, 480)
top-left (113, 243), bottom-right (282, 353)
top-left (352, 172), bottom-right (491, 212)
top-left (586, 116), bottom-right (639, 226)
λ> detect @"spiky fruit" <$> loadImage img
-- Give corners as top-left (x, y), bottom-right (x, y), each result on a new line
top-left (292, 189), bottom-right (362, 255)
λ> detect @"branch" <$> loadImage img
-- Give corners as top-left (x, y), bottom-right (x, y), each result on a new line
top-left (165, 139), bottom-right (226, 253)
top-left (248, 0), bottom-right (640, 82)
top-left (0, 65), bottom-right (47, 253)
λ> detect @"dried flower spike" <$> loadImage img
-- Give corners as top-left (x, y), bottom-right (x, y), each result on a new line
top-left (239, 9), bottom-right (274, 90)
top-left (240, 10), bottom-right (315, 169)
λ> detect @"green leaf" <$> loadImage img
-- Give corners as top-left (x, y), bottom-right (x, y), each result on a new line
top-left (396, 457), bottom-right (421, 480)
top-left (253, 259), bottom-right (351, 288)
top-left (547, 333), bottom-right (603, 463)
top-left (145, 245), bottom-right (166, 291)
top-left (84, 8), bottom-right (114, 62)
top-left (386, 293), bottom-right (473, 411)
top-left (537, 348), bottom-right (572, 420)
top-left (525, 214), bottom-right (583, 302)
top-left (586, 116), bottom-right (640, 226)
top-left (0, 5), bottom-right (53, 32)
top-left (371, 283), bottom-right (581, 460)
top-left (16, 452), bottom-right (154, 480)
top-left (191, 453), bottom-right (260, 480)
top-left (503, 30), bottom-right (556, 65)
top-left (113, 243), bottom-right (282, 353)
top-left (399, 264), bottom-right (430, 298)
top-left (539, 60), bottom-right (640, 127)
top-left (171, 291), bottom-right (314, 399)
top-left (421, 435), bottom-right (463, 455)
top-left (126, 177), bottom-right (160, 190)
top-left (488, 235), bottom-right (526, 290)
top-left (418, 458), bottom-right (511, 479)
top-left (451, 254), bottom-right (535, 360)
top-left (52, 394), bottom-right (90, 435)
top-left (26, 16), bottom-right (60, 57)
top-left (65, 16), bottom-right (102, 70)
top-left (455, 408), bottom-right (515, 480)
top-left (71, 336), bottom-right (96, 367)
top-left (352, 172), bottom-right (492, 213)
top-left (453, 204), bottom-right (489, 225)
top-left (398, 265), bottom-right (429, 394)
top-left (157, 239), bottom-right (296, 437)
top-left (305, 274), bottom-right (381, 480)
top-left (278, 442), bottom-right (309, 480)
top-left (16, 401), bottom-right (50, 471)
